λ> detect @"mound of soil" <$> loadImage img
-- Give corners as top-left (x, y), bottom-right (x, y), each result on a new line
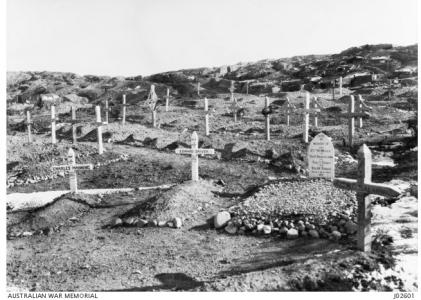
top-left (122, 180), bottom-right (222, 226)
top-left (7, 193), bottom-right (101, 236)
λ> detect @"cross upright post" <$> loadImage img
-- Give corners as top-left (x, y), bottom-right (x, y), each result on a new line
top-left (105, 99), bottom-right (109, 124)
top-left (334, 144), bottom-right (401, 252)
top-left (349, 95), bottom-right (355, 146)
top-left (71, 106), bottom-right (77, 144)
top-left (304, 92), bottom-right (310, 143)
top-left (26, 110), bottom-right (32, 143)
top-left (197, 82), bottom-right (200, 97)
top-left (122, 94), bottom-right (127, 125)
top-left (204, 97), bottom-right (210, 136)
top-left (265, 97), bottom-right (270, 141)
top-left (95, 106), bottom-right (104, 154)
top-left (51, 105), bottom-right (57, 144)
top-left (339, 76), bottom-right (343, 97)
top-left (286, 97), bottom-right (291, 126)
top-left (313, 97), bottom-right (319, 127)
top-left (146, 84), bottom-right (159, 128)
top-left (165, 88), bottom-right (170, 112)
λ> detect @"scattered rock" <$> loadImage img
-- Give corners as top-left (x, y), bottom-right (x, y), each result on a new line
top-left (345, 221), bottom-right (358, 234)
top-left (225, 222), bottom-right (238, 234)
top-left (148, 219), bottom-right (158, 227)
top-left (287, 228), bottom-right (299, 239)
top-left (172, 217), bottom-right (182, 228)
top-left (331, 231), bottom-right (342, 240)
top-left (137, 219), bottom-right (148, 227)
top-left (214, 211), bottom-right (231, 229)
top-left (158, 220), bottom-right (167, 227)
top-left (111, 218), bottom-right (123, 227)
top-left (308, 229), bottom-right (319, 238)
top-left (263, 225), bottom-right (272, 234)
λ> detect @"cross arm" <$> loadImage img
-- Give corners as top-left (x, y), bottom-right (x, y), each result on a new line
top-left (334, 178), bottom-right (402, 197)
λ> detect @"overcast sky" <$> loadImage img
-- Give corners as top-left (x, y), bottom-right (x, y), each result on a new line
top-left (7, 0), bottom-right (418, 76)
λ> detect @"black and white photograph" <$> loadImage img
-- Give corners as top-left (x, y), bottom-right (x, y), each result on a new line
top-left (3, 0), bottom-right (419, 295)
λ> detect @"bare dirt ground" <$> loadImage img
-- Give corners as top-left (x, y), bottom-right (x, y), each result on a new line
top-left (6, 89), bottom-right (418, 291)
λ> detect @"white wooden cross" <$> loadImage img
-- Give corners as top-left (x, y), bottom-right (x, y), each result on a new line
top-left (26, 110), bottom-right (32, 143)
top-left (284, 97), bottom-right (296, 126)
top-left (104, 99), bottom-right (109, 125)
top-left (229, 80), bottom-right (235, 100)
top-left (230, 97), bottom-right (241, 122)
top-left (334, 144), bottom-right (401, 252)
top-left (52, 148), bottom-right (93, 193)
top-left (95, 106), bottom-right (104, 154)
top-left (204, 98), bottom-right (210, 136)
top-left (340, 95), bottom-right (370, 146)
top-left (165, 88), bottom-right (170, 112)
top-left (357, 95), bottom-right (373, 128)
top-left (264, 97), bottom-right (271, 141)
top-left (339, 76), bottom-right (343, 97)
top-left (51, 105), bottom-right (57, 144)
top-left (197, 82), bottom-right (201, 97)
top-left (175, 131), bottom-right (214, 181)
top-left (145, 84), bottom-right (159, 127)
top-left (300, 92), bottom-right (320, 143)
top-left (122, 94), bottom-right (127, 125)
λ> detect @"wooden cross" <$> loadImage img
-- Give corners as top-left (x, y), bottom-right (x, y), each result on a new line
top-left (357, 95), bottom-right (372, 128)
top-left (95, 106), bottom-right (104, 154)
top-left (51, 105), bottom-right (57, 144)
top-left (229, 80), bottom-right (235, 100)
top-left (175, 131), bottom-right (215, 181)
top-left (26, 110), bottom-right (32, 143)
top-left (71, 106), bottom-right (77, 144)
top-left (104, 99), bottom-right (109, 124)
top-left (197, 82), bottom-right (201, 97)
top-left (204, 98), bottom-right (210, 136)
top-left (300, 92), bottom-right (320, 143)
top-left (285, 97), bottom-right (296, 126)
top-left (52, 148), bottom-right (93, 193)
top-left (230, 98), bottom-right (241, 122)
top-left (264, 97), bottom-right (271, 141)
top-left (340, 95), bottom-right (370, 146)
top-left (122, 94), bottom-right (127, 125)
top-left (165, 88), bottom-right (170, 112)
top-left (333, 144), bottom-right (401, 252)
top-left (145, 84), bottom-right (159, 127)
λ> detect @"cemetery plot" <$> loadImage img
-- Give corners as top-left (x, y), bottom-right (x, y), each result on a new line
top-left (6, 66), bottom-right (418, 292)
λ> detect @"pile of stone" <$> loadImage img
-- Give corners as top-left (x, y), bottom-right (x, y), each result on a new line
top-left (111, 216), bottom-right (183, 229)
top-left (212, 178), bottom-right (359, 241)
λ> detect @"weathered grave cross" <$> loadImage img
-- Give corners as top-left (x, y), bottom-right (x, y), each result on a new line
top-left (357, 95), bottom-right (373, 128)
top-left (300, 92), bottom-right (320, 143)
top-left (312, 96), bottom-right (325, 127)
top-left (52, 148), bottom-right (93, 193)
top-left (175, 131), bottom-right (215, 181)
top-left (262, 97), bottom-right (271, 141)
top-left (229, 80), bottom-right (235, 99)
top-left (284, 97), bottom-right (296, 126)
top-left (334, 144), bottom-right (401, 252)
top-left (165, 88), bottom-right (170, 112)
top-left (340, 95), bottom-right (370, 146)
top-left (145, 84), bottom-right (159, 127)
top-left (230, 98), bottom-right (241, 122)
top-left (204, 98), bottom-right (210, 136)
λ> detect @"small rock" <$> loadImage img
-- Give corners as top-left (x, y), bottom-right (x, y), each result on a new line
top-left (308, 230), bottom-right (319, 238)
top-left (331, 231), bottom-right (342, 240)
top-left (172, 217), bottom-right (182, 228)
top-left (279, 227), bottom-right (288, 235)
top-left (22, 231), bottom-right (33, 237)
top-left (306, 223), bottom-right (315, 231)
top-left (214, 211), bottom-right (231, 229)
top-left (111, 218), bottom-right (123, 227)
top-left (158, 221), bottom-right (167, 227)
top-left (167, 222), bottom-right (174, 228)
top-left (297, 223), bottom-right (306, 231)
top-left (148, 220), bottom-right (158, 227)
top-left (137, 219), bottom-right (148, 227)
top-left (225, 223), bottom-right (238, 234)
top-left (287, 228), bottom-right (299, 239)
top-left (256, 224), bottom-right (265, 232)
top-left (263, 225), bottom-right (272, 234)
top-left (123, 217), bottom-right (136, 226)
top-left (345, 221), bottom-right (358, 234)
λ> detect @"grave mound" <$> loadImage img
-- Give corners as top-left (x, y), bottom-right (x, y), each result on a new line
top-left (121, 180), bottom-right (222, 227)
top-left (7, 193), bottom-right (100, 237)
top-left (227, 178), bottom-right (357, 236)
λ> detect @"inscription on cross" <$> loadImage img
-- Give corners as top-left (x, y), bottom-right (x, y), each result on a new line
top-left (52, 148), bottom-right (93, 193)
top-left (334, 144), bottom-right (401, 252)
top-left (175, 131), bottom-right (215, 181)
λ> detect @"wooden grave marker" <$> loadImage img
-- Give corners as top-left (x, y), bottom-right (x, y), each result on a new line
top-left (357, 95), bottom-right (373, 128)
top-left (95, 106), bottom-right (104, 154)
top-left (26, 110), bottom-right (32, 143)
top-left (175, 131), bottom-right (214, 181)
top-left (204, 97), bottom-right (210, 136)
top-left (339, 76), bottom-right (343, 97)
top-left (264, 97), bottom-right (271, 141)
top-left (145, 84), bottom-right (159, 127)
top-left (165, 88), bottom-right (170, 112)
top-left (51, 105), bottom-right (57, 144)
top-left (52, 148), bottom-right (93, 193)
top-left (308, 133), bottom-right (334, 180)
top-left (71, 106), bottom-right (77, 144)
top-left (334, 144), bottom-right (401, 252)
top-left (340, 95), bottom-right (370, 146)
top-left (104, 99), bottom-right (109, 124)
top-left (300, 92), bottom-right (320, 143)
top-left (230, 97), bottom-right (241, 122)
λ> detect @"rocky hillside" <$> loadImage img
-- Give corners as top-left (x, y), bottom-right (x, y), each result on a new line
top-left (7, 43), bottom-right (418, 110)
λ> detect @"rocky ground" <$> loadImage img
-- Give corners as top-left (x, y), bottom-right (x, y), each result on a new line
top-left (6, 71), bottom-right (418, 292)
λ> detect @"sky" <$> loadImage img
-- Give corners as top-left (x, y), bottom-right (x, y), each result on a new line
top-left (7, 0), bottom-right (418, 77)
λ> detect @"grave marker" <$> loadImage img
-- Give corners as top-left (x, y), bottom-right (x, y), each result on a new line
top-left (334, 144), bottom-right (401, 252)
top-left (52, 148), bottom-right (93, 193)
top-left (71, 106), bottom-right (77, 144)
top-left (339, 76), bottom-right (343, 97)
top-left (204, 97), bottom-right (210, 136)
top-left (122, 94), bottom-right (127, 125)
top-left (301, 92), bottom-right (320, 143)
top-left (197, 82), bottom-right (201, 97)
top-left (95, 106), bottom-right (104, 154)
top-left (145, 84), bottom-right (159, 127)
top-left (175, 131), bottom-right (214, 181)
top-left (357, 95), bottom-right (372, 128)
top-left (230, 98), bottom-right (241, 122)
top-left (26, 110), bottom-right (32, 143)
top-left (312, 97), bottom-right (319, 127)
top-left (51, 105), bottom-right (57, 144)
top-left (340, 95), bottom-right (370, 146)
top-left (165, 88), bottom-right (170, 112)
top-left (104, 99), bottom-right (109, 124)
top-left (308, 133), bottom-right (334, 180)
top-left (264, 97), bottom-right (270, 141)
